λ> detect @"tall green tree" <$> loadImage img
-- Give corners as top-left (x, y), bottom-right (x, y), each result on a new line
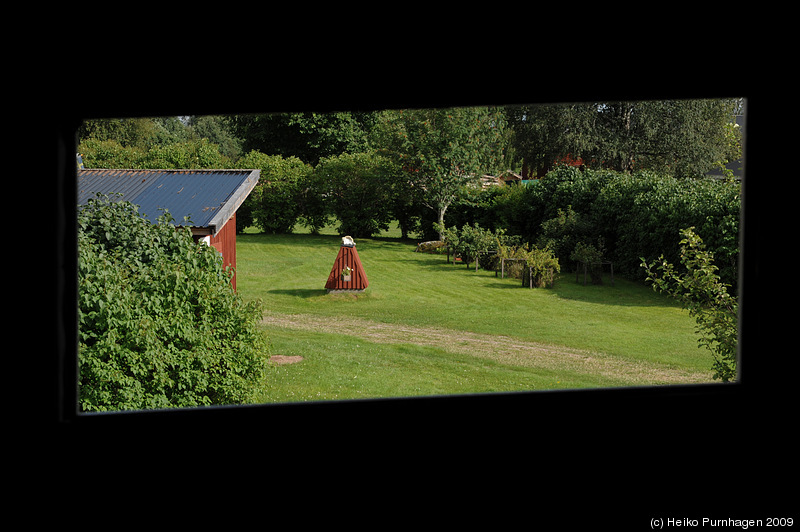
top-left (506, 98), bottom-right (741, 178)
top-left (186, 115), bottom-right (243, 161)
top-left (376, 106), bottom-right (507, 239)
top-left (310, 151), bottom-right (397, 238)
top-left (591, 99), bottom-right (740, 177)
top-left (78, 117), bottom-right (191, 150)
top-left (231, 111), bottom-right (378, 165)
top-left (505, 103), bottom-right (575, 178)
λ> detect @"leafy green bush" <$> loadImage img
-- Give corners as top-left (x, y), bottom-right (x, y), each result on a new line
top-left (142, 138), bottom-right (229, 169)
top-left (642, 227), bottom-right (738, 381)
top-left (570, 240), bottom-right (606, 284)
top-left (78, 138), bottom-right (229, 169)
top-left (438, 222), bottom-right (517, 269)
top-left (78, 196), bottom-right (269, 411)
top-left (538, 205), bottom-right (595, 265)
top-left (497, 242), bottom-right (560, 288)
top-left (525, 245), bottom-right (561, 288)
top-left (623, 175), bottom-right (740, 288)
top-left (78, 138), bottom-right (145, 168)
top-left (236, 151), bottom-right (311, 234)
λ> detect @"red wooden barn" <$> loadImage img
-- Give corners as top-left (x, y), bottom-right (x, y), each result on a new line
top-left (325, 237), bottom-right (369, 293)
top-left (77, 168), bottom-right (260, 291)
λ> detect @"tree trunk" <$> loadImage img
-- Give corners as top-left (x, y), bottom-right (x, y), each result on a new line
top-left (436, 205), bottom-right (447, 240)
top-left (619, 104), bottom-right (635, 173)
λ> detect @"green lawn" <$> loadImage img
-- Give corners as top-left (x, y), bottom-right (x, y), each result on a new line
top-left (236, 223), bottom-right (718, 404)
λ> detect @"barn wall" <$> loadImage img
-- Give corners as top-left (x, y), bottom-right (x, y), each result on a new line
top-left (209, 213), bottom-right (237, 291)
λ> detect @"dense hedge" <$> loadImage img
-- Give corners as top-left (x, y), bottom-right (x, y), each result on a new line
top-left (78, 197), bottom-right (269, 412)
top-left (234, 151), bottom-right (312, 234)
top-left (448, 167), bottom-right (741, 287)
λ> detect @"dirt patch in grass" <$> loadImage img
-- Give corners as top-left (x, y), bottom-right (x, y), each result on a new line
top-left (260, 312), bottom-right (710, 386)
top-left (269, 355), bottom-right (304, 365)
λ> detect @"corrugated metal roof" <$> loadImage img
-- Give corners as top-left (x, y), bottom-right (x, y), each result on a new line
top-left (77, 169), bottom-right (260, 234)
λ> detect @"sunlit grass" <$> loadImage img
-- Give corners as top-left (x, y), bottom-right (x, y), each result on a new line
top-left (236, 223), bottom-right (714, 403)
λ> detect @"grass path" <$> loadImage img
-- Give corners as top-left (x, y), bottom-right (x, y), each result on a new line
top-left (261, 311), bottom-right (710, 387)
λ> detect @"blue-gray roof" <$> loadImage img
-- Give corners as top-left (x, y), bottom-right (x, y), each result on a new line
top-left (77, 169), bottom-right (260, 235)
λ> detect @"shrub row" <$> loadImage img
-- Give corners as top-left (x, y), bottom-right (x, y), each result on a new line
top-left (436, 222), bottom-right (560, 288)
top-left (220, 150), bottom-right (402, 238)
top-left (81, 137), bottom-right (740, 287)
top-left (447, 167), bottom-right (741, 287)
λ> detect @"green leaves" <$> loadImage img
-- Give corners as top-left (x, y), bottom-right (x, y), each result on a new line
top-left (78, 196), bottom-right (269, 412)
top-left (506, 99), bottom-right (741, 178)
top-left (311, 151), bottom-right (398, 237)
top-left (236, 151), bottom-right (312, 233)
top-left (641, 227), bottom-right (738, 382)
top-left (79, 138), bottom-right (230, 169)
top-left (377, 107), bottom-right (507, 230)
top-left (439, 222), bottom-right (519, 271)
top-left (497, 167), bottom-right (741, 287)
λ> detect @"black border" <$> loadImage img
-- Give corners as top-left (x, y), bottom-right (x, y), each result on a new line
top-left (35, 71), bottom-right (789, 520)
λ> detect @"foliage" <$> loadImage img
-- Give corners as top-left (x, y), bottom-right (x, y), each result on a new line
top-left (538, 205), bottom-right (595, 265)
top-left (463, 167), bottom-right (740, 287)
top-left (78, 138), bottom-right (146, 168)
top-left (186, 115), bottom-right (243, 161)
top-left (570, 241), bottom-right (606, 284)
top-left (231, 111), bottom-right (378, 166)
top-left (142, 138), bottom-right (230, 169)
top-left (438, 222), bottom-right (516, 270)
top-left (78, 117), bottom-right (190, 150)
top-left (438, 222), bottom-right (560, 286)
top-left (505, 99), bottom-right (742, 178)
top-left (78, 196), bottom-right (269, 411)
top-left (496, 242), bottom-right (560, 288)
top-left (624, 173), bottom-right (741, 287)
top-left (375, 107), bottom-right (507, 238)
top-left (505, 103), bottom-right (572, 178)
top-left (78, 137), bottom-right (230, 169)
top-left (235, 151), bottom-right (312, 234)
top-left (446, 184), bottom-right (513, 234)
top-left (570, 240), bottom-right (604, 265)
top-left (525, 245), bottom-right (561, 288)
top-left (641, 227), bottom-right (738, 382)
top-left (310, 151), bottom-right (398, 237)
top-left (495, 240), bottom-right (530, 279)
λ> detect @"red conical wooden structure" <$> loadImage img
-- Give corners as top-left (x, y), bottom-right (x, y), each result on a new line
top-left (325, 237), bottom-right (369, 293)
